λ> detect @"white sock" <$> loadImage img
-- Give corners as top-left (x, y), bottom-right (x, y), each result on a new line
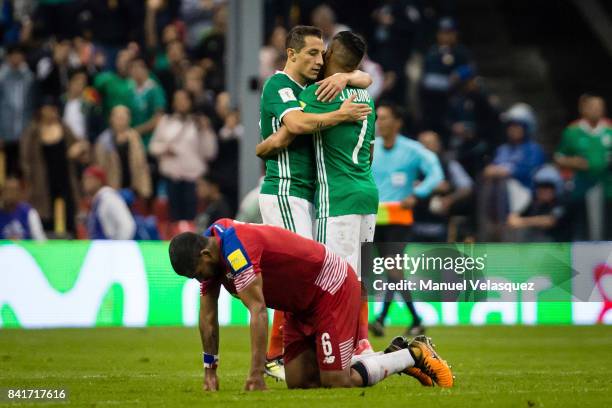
top-left (350, 351), bottom-right (383, 365)
top-left (352, 349), bottom-right (415, 386)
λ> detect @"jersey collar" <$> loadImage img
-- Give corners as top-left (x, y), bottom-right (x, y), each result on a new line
top-left (578, 119), bottom-right (605, 135)
top-left (276, 70), bottom-right (306, 90)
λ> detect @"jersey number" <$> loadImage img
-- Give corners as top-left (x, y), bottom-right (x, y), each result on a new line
top-left (321, 333), bottom-right (335, 364)
top-left (352, 119), bottom-right (368, 164)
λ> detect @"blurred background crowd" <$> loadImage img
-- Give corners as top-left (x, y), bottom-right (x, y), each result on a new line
top-left (0, 0), bottom-right (610, 243)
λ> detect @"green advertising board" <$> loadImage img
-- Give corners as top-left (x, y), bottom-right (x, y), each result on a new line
top-left (0, 241), bottom-right (610, 328)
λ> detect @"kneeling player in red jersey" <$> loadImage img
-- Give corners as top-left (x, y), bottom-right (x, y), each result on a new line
top-left (168, 218), bottom-right (453, 390)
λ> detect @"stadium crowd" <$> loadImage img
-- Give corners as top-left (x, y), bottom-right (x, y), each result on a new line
top-left (0, 0), bottom-right (610, 242)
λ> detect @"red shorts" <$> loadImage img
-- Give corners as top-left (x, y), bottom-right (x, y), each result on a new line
top-left (283, 266), bottom-right (361, 371)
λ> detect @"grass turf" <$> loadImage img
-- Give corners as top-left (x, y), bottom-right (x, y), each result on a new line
top-left (1, 325), bottom-right (611, 407)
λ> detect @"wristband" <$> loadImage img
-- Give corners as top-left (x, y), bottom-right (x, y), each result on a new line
top-left (203, 353), bottom-right (219, 368)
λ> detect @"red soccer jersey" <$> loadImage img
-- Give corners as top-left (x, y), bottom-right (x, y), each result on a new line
top-left (200, 218), bottom-right (349, 313)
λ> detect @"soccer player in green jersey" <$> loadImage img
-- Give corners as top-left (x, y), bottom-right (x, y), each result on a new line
top-left (259, 25), bottom-right (372, 239)
top-left (258, 25), bottom-right (373, 378)
top-left (258, 31), bottom-right (379, 354)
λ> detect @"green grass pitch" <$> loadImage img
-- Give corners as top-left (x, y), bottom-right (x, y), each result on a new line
top-left (1, 325), bottom-right (611, 407)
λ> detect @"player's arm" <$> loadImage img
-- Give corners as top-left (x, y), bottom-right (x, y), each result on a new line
top-left (401, 148), bottom-right (444, 209)
top-left (282, 94), bottom-right (370, 135)
top-left (237, 274), bottom-right (268, 391)
top-left (255, 125), bottom-right (296, 158)
top-left (255, 95), bottom-right (367, 159)
top-left (315, 70), bottom-right (373, 102)
top-left (199, 282), bottom-right (220, 391)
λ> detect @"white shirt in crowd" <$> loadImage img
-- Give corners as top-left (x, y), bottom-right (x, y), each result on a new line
top-left (149, 114), bottom-right (218, 181)
top-left (93, 186), bottom-right (136, 240)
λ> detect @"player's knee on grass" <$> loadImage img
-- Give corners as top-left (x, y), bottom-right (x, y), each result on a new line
top-left (285, 348), bottom-right (321, 389)
top-left (319, 369), bottom-right (353, 388)
top-left (285, 369), bottom-right (321, 389)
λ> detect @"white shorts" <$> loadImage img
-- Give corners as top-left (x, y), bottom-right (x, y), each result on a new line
top-left (315, 214), bottom-right (376, 278)
top-left (258, 193), bottom-right (315, 239)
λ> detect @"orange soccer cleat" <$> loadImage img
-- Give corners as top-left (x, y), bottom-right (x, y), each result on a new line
top-left (384, 336), bottom-right (434, 386)
top-left (408, 336), bottom-right (454, 388)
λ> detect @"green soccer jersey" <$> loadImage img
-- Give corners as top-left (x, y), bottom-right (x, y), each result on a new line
top-left (130, 78), bottom-right (167, 149)
top-left (556, 119), bottom-right (612, 198)
top-left (300, 85), bottom-right (379, 218)
top-left (259, 71), bottom-right (316, 202)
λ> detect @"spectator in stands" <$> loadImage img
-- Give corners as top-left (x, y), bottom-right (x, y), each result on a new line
top-left (311, 4), bottom-right (349, 46)
top-left (128, 57), bottom-right (166, 149)
top-left (0, 1), bottom-right (35, 45)
top-left (82, 165), bottom-right (136, 240)
top-left (555, 94), bottom-right (612, 240)
top-left (369, 103), bottom-right (444, 337)
top-left (36, 38), bottom-right (77, 98)
top-left (448, 121), bottom-right (489, 179)
top-left (506, 166), bottom-right (567, 242)
top-left (154, 40), bottom-right (188, 103)
top-left (93, 48), bottom-right (135, 120)
top-left (149, 89), bottom-right (217, 221)
top-left (370, 0), bottom-right (422, 104)
top-left (94, 105), bottom-right (152, 199)
top-left (209, 92), bottom-right (239, 212)
top-left (0, 176), bottom-right (46, 240)
top-left (20, 97), bottom-right (87, 235)
top-left (415, 130), bottom-right (474, 242)
top-left (446, 66), bottom-right (502, 149)
top-left (184, 65), bottom-right (215, 115)
top-left (62, 69), bottom-right (103, 142)
top-left (72, 36), bottom-right (104, 76)
top-left (484, 103), bottom-right (545, 188)
top-left (195, 4), bottom-right (227, 93)
top-left (194, 175), bottom-right (232, 233)
top-left (0, 44), bottom-right (35, 177)
top-left (210, 90), bottom-right (230, 131)
top-left (480, 103), bottom-right (546, 240)
top-left (420, 17), bottom-right (472, 136)
top-left (180, 0), bottom-right (221, 50)
top-left (145, 0), bottom-right (182, 72)
top-left (260, 25), bottom-right (287, 81)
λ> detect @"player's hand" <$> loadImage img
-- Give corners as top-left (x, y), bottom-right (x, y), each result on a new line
top-left (203, 369), bottom-right (219, 391)
top-left (244, 373), bottom-right (267, 391)
top-left (316, 73), bottom-right (349, 102)
top-left (339, 94), bottom-right (371, 122)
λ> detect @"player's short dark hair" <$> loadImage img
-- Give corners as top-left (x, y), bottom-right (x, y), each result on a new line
top-left (169, 232), bottom-right (207, 279)
top-left (377, 101), bottom-right (404, 121)
top-left (285, 25), bottom-right (322, 52)
top-left (331, 31), bottom-right (366, 71)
